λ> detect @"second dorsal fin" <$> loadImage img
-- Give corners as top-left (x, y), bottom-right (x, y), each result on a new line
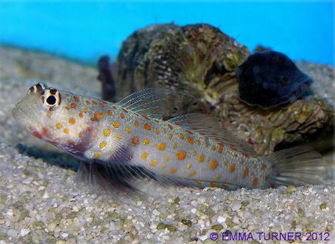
top-left (168, 113), bottom-right (258, 157)
top-left (117, 88), bottom-right (200, 119)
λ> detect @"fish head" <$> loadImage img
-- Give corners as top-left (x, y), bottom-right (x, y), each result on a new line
top-left (13, 83), bottom-right (96, 154)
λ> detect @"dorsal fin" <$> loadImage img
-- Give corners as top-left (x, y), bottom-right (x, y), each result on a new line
top-left (168, 113), bottom-right (258, 156)
top-left (117, 88), bottom-right (200, 119)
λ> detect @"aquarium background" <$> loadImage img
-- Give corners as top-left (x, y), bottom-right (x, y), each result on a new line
top-left (0, 1), bottom-right (333, 65)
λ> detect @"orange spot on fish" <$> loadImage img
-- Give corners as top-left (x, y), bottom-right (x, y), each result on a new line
top-left (144, 123), bottom-right (151, 130)
top-left (99, 141), bottom-right (106, 149)
top-left (78, 131), bottom-right (83, 138)
top-left (70, 103), bottom-right (76, 109)
top-left (143, 138), bottom-right (150, 145)
top-left (125, 127), bottom-right (131, 133)
top-left (107, 110), bottom-right (113, 116)
top-left (122, 108), bottom-right (128, 113)
top-left (198, 154), bottom-right (204, 163)
top-left (119, 113), bottom-right (125, 119)
top-left (69, 117), bottom-right (76, 125)
top-left (63, 128), bottom-right (69, 134)
top-left (149, 159), bottom-right (158, 167)
top-left (134, 121), bottom-right (139, 127)
top-left (168, 124), bottom-right (174, 130)
top-left (243, 168), bottom-right (249, 178)
top-left (242, 151), bottom-right (249, 158)
top-left (47, 112), bottom-right (51, 118)
top-left (211, 182), bottom-right (218, 187)
top-left (229, 164), bottom-right (235, 173)
top-left (94, 152), bottom-right (101, 158)
top-left (132, 136), bottom-right (140, 145)
top-left (218, 146), bottom-right (223, 154)
top-left (168, 134), bottom-right (173, 140)
top-left (211, 145), bottom-right (216, 151)
top-left (141, 152), bottom-right (148, 159)
top-left (56, 123), bottom-right (62, 129)
top-left (157, 143), bottom-right (166, 151)
top-left (83, 108), bottom-right (88, 113)
top-left (179, 133), bottom-right (184, 140)
top-left (79, 112), bottom-right (83, 118)
top-left (260, 163), bottom-right (266, 170)
top-left (155, 128), bottom-right (160, 135)
top-left (176, 151), bottom-right (187, 160)
top-left (74, 96), bottom-right (80, 102)
top-left (170, 168), bottom-right (177, 174)
top-left (103, 129), bottom-right (111, 136)
top-left (209, 160), bottom-right (218, 170)
top-left (116, 134), bottom-right (122, 140)
top-left (187, 137), bottom-right (194, 145)
top-left (222, 182), bottom-right (229, 188)
top-left (113, 121), bottom-right (120, 128)
top-left (100, 103), bottom-right (105, 108)
top-left (94, 112), bottom-right (104, 120)
top-left (86, 127), bottom-right (92, 132)
top-left (85, 100), bottom-right (91, 105)
top-left (92, 100), bottom-right (97, 105)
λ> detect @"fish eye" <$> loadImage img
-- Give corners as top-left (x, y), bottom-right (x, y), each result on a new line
top-left (27, 83), bottom-right (48, 95)
top-left (40, 88), bottom-right (61, 111)
top-left (46, 95), bottom-right (56, 105)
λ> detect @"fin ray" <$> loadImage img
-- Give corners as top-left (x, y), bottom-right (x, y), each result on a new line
top-left (266, 146), bottom-right (328, 187)
top-left (117, 88), bottom-right (200, 119)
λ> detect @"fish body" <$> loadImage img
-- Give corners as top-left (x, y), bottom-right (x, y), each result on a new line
top-left (83, 106), bottom-right (270, 189)
top-left (13, 83), bottom-right (327, 193)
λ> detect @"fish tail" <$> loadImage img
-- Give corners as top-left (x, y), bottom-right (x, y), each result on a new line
top-left (266, 146), bottom-right (329, 188)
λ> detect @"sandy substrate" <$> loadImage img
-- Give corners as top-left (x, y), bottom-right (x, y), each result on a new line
top-left (0, 46), bottom-right (334, 244)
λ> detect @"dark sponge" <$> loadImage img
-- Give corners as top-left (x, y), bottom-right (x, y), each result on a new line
top-left (236, 50), bottom-right (313, 109)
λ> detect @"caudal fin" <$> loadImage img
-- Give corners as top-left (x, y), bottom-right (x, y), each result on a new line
top-left (267, 146), bottom-right (328, 187)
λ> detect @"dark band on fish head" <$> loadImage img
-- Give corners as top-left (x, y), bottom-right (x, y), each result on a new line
top-left (27, 83), bottom-right (48, 95)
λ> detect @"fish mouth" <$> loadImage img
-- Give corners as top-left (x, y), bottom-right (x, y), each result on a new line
top-left (12, 104), bottom-right (36, 132)
top-left (12, 105), bottom-right (26, 126)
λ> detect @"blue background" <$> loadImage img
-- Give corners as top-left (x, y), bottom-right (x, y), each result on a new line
top-left (0, 1), bottom-right (333, 65)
